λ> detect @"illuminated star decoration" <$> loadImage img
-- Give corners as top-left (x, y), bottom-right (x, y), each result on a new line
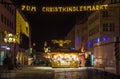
top-left (52, 40), bottom-right (71, 47)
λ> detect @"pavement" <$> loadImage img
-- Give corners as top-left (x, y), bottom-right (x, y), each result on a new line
top-left (0, 66), bottom-right (120, 79)
top-left (94, 67), bottom-right (116, 74)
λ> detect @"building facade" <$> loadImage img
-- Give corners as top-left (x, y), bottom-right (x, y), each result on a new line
top-left (0, 0), bottom-right (31, 67)
top-left (65, 26), bottom-right (75, 50)
top-left (88, 0), bottom-right (120, 74)
top-left (16, 9), bottom-right (31, 65)
top-left (0, 0), bottom-right (16, 66)
top-left (65, 21), bottom-right (87, 67)
top-left (66, 0), bottom-right (120, 75)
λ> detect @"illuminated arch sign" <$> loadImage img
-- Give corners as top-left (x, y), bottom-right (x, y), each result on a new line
top-left (42, 4), bottom-right (108, 12)
top-left (21, 5), bottom-right (37, 12)
top-left (21, 4), bottom-right (108, 12)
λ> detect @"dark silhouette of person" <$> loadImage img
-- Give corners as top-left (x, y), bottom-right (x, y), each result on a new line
top-left (14, 58), bottom-right (18, 69)
top-left (3, 55), bottom-right (11, 70)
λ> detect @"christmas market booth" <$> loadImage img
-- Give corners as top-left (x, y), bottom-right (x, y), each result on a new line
top-left (44, 51), bottom-right (80, 68)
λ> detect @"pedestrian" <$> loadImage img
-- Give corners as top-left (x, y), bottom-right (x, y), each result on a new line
top-left (80, 60), bottom-right (81, 66)
top-left (3, 55), bottom-right (11, 70)
top-left (17, 62), bottom-right (23, 70)
top-left (14, 58), bottom-right (18, 69)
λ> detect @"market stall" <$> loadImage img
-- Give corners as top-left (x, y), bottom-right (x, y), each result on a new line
top-left (45, 52), bottom-right (80, 68)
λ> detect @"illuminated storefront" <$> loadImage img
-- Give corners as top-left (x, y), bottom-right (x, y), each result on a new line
top-left (45, 52), bottom-right (80, 68)
top-left (43, 39), bottom-right (85, 68)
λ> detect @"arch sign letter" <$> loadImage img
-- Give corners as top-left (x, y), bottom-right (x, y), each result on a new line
top-left (21, 5), bottom-right (37, 12)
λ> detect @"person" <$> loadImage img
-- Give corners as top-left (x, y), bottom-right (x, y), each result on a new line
top-left (3, 55), bottom-right (11, 70)
top-left (14, 58), bottom-right (22, 70)
top-left (79, 60), bottom-right (81, 67)
top-left (14, 58), bottom-right (18, 69)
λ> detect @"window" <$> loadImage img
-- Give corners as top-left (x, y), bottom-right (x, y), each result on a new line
top-left (7, 18), bottom-right (9, 26)
top-left (103, 23), bottom-right (109, 32)
top-left (103, 23), bottom-right (115, 32)
top-left (102, 11), bottom-right (108, 17)
top-left (0, 32), bottom-right (5, 42)
top-left (26, 27), bottom-right (29, 34)
top-left (109, 23), bottom-right (115, 32)
top-left (111, 0), bottom-right (120, 3)
top-left (111, 0), bottom-right (115, 4)
top-left (4, 16), bottom-right (7, 25)
top-left (4, 1), bottom-right (14, 16)
top-left (1, 14), bottom-right (3, 23)
top-left (11, 22), bottom-right (14, 29)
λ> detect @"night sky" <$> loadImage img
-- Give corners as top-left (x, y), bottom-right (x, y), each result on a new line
top-left (12, 0), bottom-right (97, 51)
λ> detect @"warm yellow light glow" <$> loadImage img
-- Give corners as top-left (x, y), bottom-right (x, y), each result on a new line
top-left (20, 4), bottom-right (108, 13)
top-left (85, 53), bottom-right (89, 59)
top-left (49, 53), bottom-right (79, 67)
top-left (52, 40), bottom-right (71, 47)
top-left (16, 10), bottom-right (30, 44)
top-left (4, 32), bottom-right (16, 43)
top-left (42, 4), bottom-right (108, 12)
top-left (21, 5), bottom-right (37, 12)
top-left (81, 47), bottom-right (84, 52)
